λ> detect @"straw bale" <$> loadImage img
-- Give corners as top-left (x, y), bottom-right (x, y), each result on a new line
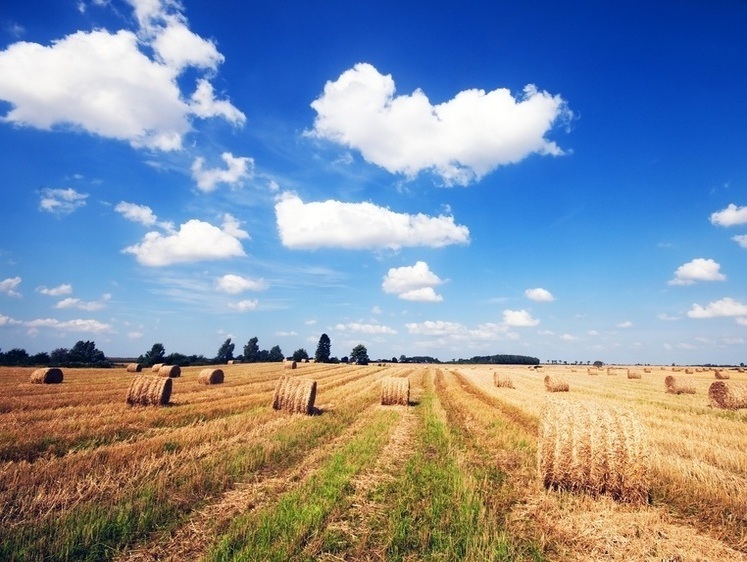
top-left (643, 368), bottom-right (651, 373)
top-left (30, 367), bottom-right (63, 384)
top-left (709, 381), bottom-right (747, 410)
top-left (126, 363), bottom-right (142, 373)
top-left (537, 398), bottom-right (649, 503)
top-left (380, 376), bottom-right (410, 405)
top-left (493, 371), bottom-right (514, 389)
top-left (126, 375), bottom-right (172, 406)
top-left (272, 376), bottom-right (317, 414)
top-left (685, 368), bottom-right (694, 374)
top-left (587, 368), bottom-right (600, 376)
top-left (544, 375), bottom-right (569, 392)
top-left (284, 360), bottom-right (297, 370)
top-left (627, 370), bottom-right (642, 379)
top-left (151, 363), bottom-right (164, 373)
top-left (714, 370), bottom-right (730, 380)
top-left (664, 375), bottom-right (695, 395)
top-left (157, 365), bottom-right (181, 378)
top-left (198, 368), bottom-right (224, 385)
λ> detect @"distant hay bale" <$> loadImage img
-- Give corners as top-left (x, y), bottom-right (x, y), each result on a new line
top-left (587, 368), bottom-right (600, 376)
top-left (714, 370), bottom-right (730, 380)
top-left (126, 375), bottom-right (172, 406)
top-left (493, 372), bottom-right (514, 389)
top-left (30, 368), bottom-right (63, 384)
top-left (709, 381), bottom-right (747, 410)
top-left (685, 368), bottom-right (694, 374)
top-left (627, 370), bottom-right (642, 379)
top-left (538, 398), bottom-right (649, 503)
top-left (284, 360), bottom-right (297, 370)
top-left (381, 376), bottom-right (410, 405)
top-left (151, 363), bottom-right (164, 373)
top-left (272, 376), bottom-right (317, 414)
top-left (126, 363), bottom-right (142, 373)
top-left (606, 367), bottom-right (628, 376)
top-left (643, 368), bottom-right (651, 373)
top-left (664, 375), bottom-right (695, 395)
top-left (198, 368), bottom-right (224, 385)
top-left (157, 365), bottom-right (180, 378)
top-left (544, 375), bottom-right (569, 392)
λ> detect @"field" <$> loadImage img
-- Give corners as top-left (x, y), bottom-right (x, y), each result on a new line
top-left (1, 363), bottom-right (746, 561)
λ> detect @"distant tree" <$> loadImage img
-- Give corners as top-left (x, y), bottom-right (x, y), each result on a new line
top-left (341, 356), bottom-right (349, 363)
top-left (243, 337), bottom-right (260, 363)
top-left (314, 333), bottom-right (331, 363)
top-left (593, 360), bottom-right (604, 368)
top-left (391, 356), bottom-right (398, 363)
top-left (50, 348), bottom-right (69, 366)
top-left (399, 354), bottom-right (407, 363)
top-left (215, 338), bottom-right (235, 364)
top-left (164, 352), bottom-right (189, 366)
top-left (30, 352), bottom-right (50, 365)
top-left (1, 347), bottom-right (30, 366)
top-left (350, 344), bottom-right (369, 365)
top-left (292, 348), bottom-right (309, 362)
top-left (66, 340), bottom-right (110, 367)
top-left (257, 349), bottom-right (270, 362)
top-left (268, 345), bottom-right (284, 362)
top-left (140, 343), bottom-right (166, 367)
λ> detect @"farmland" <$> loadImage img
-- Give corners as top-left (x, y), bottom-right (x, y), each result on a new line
top-left (1, 363), bottom-right (746, 561)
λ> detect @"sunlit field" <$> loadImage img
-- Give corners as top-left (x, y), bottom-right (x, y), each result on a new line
top-left (1, 363), bottom-right (746, 561)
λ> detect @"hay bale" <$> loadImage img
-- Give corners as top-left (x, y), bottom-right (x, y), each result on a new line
top-left (627, 370), bottom-right (642, 380)
top-left (643, 368), bottom-right (651, 373)
top-left (709, 381), bottom-right (747, 410)
top-left (284, 360), bottom-right (297, 370)
top-left (664, 375), bottom-right (695, 395)
top-left (198, 368), bottom-right (224, 385)
top-left (30, 368), bottom-right (63, 384)
top-left (151, 363), bottom-right (164, 373)
top-left (126, 375), bottom-right (172, 406)
top-left (587, 368), bottom-right (600, 376)
top-left (714, 370), bottom-right (730, 380)
top-left (685, 368), bottom-right (694, 374)
top-left (126, 363), bottom-right (142, 373)
top-left (157, 365), bottom-right (180, 378)
top-left (381, 376), bottom-right (410, 405)
top-left (544, 375), bottom-right (569, 392)
top-left (272, 376), bottom-right (316, 414)
top-left (538, 398), bottom-right (649, 503)
top-left (493, 371), bottom-right (514, 389)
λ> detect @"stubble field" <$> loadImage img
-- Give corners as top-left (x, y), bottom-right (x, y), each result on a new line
top-left (1, 362), bottom-right (746, 561)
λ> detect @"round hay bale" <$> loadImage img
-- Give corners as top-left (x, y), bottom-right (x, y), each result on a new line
top-left (158, 365), bottom-right (180, 378)
top-left (538, 398), bottom-right (649, 504)
top-left (709, 381), bottom-right (747, 410)
top-left (714, 370), bottom-right (730, 380)
top-left (685, 368), bottom-right (694, 374)
top-left (587, 368), bottom-right (599, 376)
top-left (627, 370), bottom-right (642, 380)
top-left (126, 375), bottom-right (172, 406)
top-left (30, 367), bottom-right (63, 384)
top-left (151, 363), bottom-right (164, 373)
top-left (126, 363), bottom-right (142, 373)
top-left (272, 376), bottom-right (317, 414)
top-left (493, 371), bottom-right (514, 389)
top-left (198, 368), bottom-right (224, 385)
top-left (284, 360), bottom-right (297, 370)
top-left (544, 375), bottom-right (569, 392)
top-left (380, 376), bottom-right (410, 405)
top-left (664, 375), bottom-right (695, 395)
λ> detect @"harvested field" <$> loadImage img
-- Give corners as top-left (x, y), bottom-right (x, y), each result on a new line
top-left (0, 363), bottom-right (745, 561)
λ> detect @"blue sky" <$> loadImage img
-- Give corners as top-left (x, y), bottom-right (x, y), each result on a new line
top-left (1, 0), bottom-right (746, 364)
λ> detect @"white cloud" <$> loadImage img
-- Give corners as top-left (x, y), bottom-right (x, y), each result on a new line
top-left (525, 287), bottom-right (554, 302)
top-left (710, 204), bottom-right (747, 227)
top-left (37, 283), bottom-right (73, 296)
top-left (669, 258), bottom-right (726, 285)
top-left (308, 63), bottom-right (571, 186)
top-left (275, 330), bottom-right (298, 337)
top-left (0, 2), bottom-right (244, 151)
top-left (25, 317), bottom-right (112, 333)
top-left (55, 293), bottom-right (111, 311)
top-left (405, 320), bottom-right (510, 343)
top-left (220, 213), bottom-right (249, 240)
top-left (229, 299), bottom-right (259, 312)
top-left (275, 192), bottom-right (469, 250)
top-left (39, 188), bottom-right (88, 216)
top-left (122, 218), bottom-right (246, 266)
top-left (382, 261), bottom-right (444, 302)
top-left (191, 152), bottom-right (253, 192)
top-left (687, 298), bottom-right (747, 319)
top-left (0, 313), bottom-right (22, 326)
top-left (733, 235), bottom-right (747, 249)
top-left (559, 334), bottom-right (577, 342)
top-left (616, 321), bottom-right (633, 328)
top-left (502, 309), bottom-right (539, 327)
top-left (0, 276), bottom-right (22, 298)
top-left (335, 322), bottom-right (397, 335)
top-left (215, 274), bottom-right (268, 294)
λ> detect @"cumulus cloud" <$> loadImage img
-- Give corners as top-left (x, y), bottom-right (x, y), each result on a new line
top-left (687, 297), bottom-right (747, 319)
top-left (275, 193), bottom-right (469, 250)
top-left (39, 188), bottom-right (88, 216)
top-left (122, 218), bottom-right (247, 266)
top-left (502, 309), bottom-right (540, 327)
top-left (0, 1), bottom-right (244, 151)
top-left (525, 287), bottom-right (554, 302)
top-left (37, 283), bottom-right (73, 296)
top-left (191, 152), bottom-right (254, 192)
top-left (229, 299), bottom-right (259, 312)
top-left (616, 321), bottom-right (633, 328)
top-left (335, 322), bottom-right (397, 335)
top-left (25, 317), bottom-right (113, 333)
top-left (733, 235), bottom-right (747, 249)
top-left (405, 320), bottom-right (511, 343)
top-left (382, 261), bottom-right (444, 302)
top-left (215, 274), bottom-right (268, 294)
top-left (55, 293), bottom-right (111, 311)
top-left (0, 313), bottom-right (22, 326)
top-left (307, 63), bottom-right (571, 186)
top-left (0, 277), bottom-right (22, 297)
top-left (115, 201), bottom-right (175, 231)
top-left (669, 258), bottom-right (726, 285)
top-left (710, 203), bottom-right (747, 227)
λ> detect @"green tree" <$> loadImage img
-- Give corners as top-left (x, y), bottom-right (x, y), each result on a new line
top-left (67, 340), bottom-right (109, 366)
top-left (140, 343), bottom-right (166, 367)
top-left (243, 337), bottom-right (260, 363)
top-left (215, 338), bottom-right (235, 364)
top-left (350, 344), bottom-right (369, 365)
top-left (292, 348), bottom-right (309, 362)
top-left (314, 333), bottom-right (331, 363)
top-left (268, 345), bottom-right (284, 362)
